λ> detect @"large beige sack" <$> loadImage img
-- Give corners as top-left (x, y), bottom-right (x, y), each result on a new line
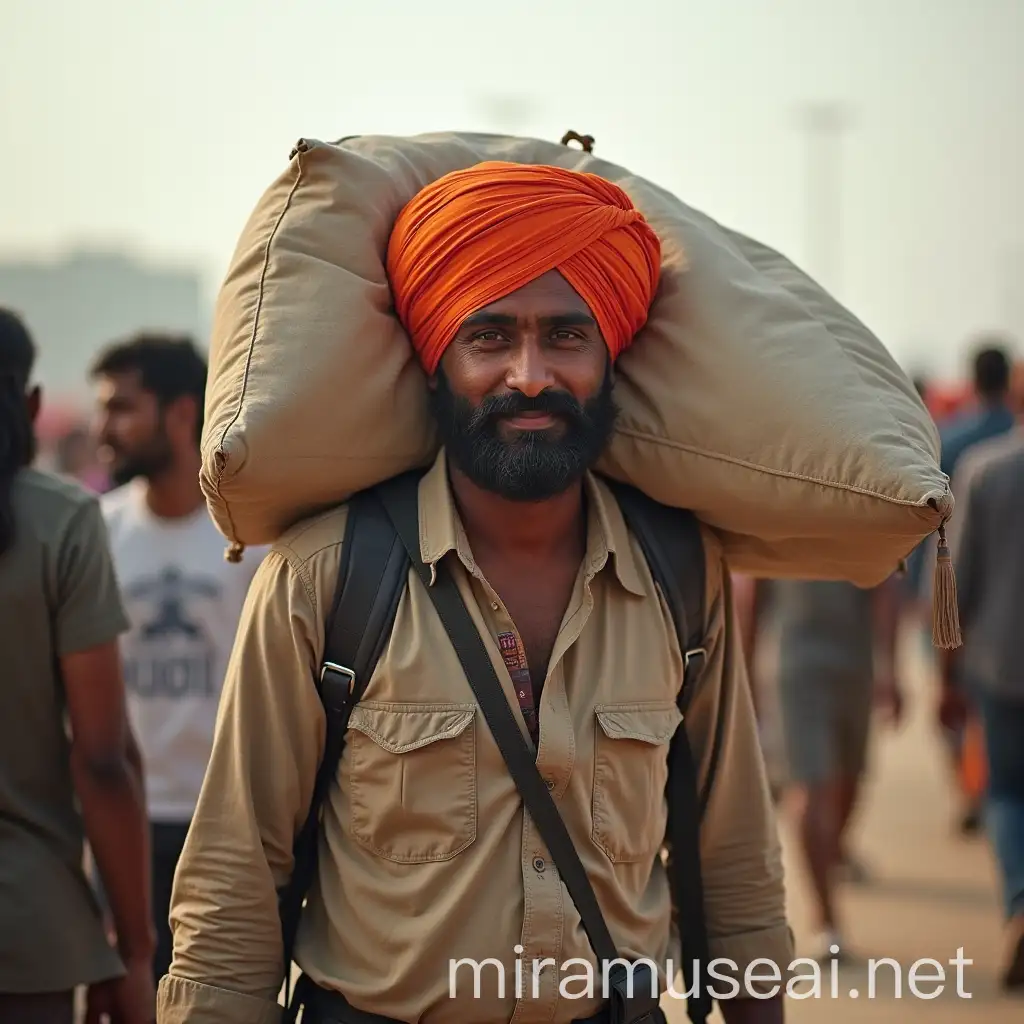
top-left (201, 131), bottom-right (951, 588)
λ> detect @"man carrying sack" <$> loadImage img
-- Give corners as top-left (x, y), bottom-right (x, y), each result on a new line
top-left (157, 163), bottom-right (792, 1023)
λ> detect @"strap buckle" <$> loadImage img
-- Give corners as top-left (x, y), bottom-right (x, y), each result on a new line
top-left (320, 661), bottom-right (356, 690)
top-left (320, 662), bottom-right (357, 712)
top-left (683, 647), bottom-right (707, 670)
top-left (681, 647), bottom-right (708, 707)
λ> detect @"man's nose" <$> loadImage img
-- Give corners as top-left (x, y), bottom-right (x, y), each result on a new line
top-left (504, 339), bottom-right (555, 398)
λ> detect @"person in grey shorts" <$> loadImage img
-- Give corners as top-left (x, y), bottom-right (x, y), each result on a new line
top-left (750, 576), bottom-right (904, 961)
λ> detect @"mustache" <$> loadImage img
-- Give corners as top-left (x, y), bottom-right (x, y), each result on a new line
top-left (468, 389), bottom-right (587, 431)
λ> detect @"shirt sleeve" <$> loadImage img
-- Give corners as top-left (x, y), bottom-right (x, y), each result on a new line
top-left (54, 497), bottom-right (130, 655)
top-left (669, 529), bottom-right (794, 997)
top-left (157, 545), bottom-right (331, 1024)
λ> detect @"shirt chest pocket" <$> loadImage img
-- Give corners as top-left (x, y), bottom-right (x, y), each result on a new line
top-left (592, 701), bottom-right (683, 864)
top-left (346, 702), bottom-right (478, 864)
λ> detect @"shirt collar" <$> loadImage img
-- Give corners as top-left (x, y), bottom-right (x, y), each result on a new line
top-left (417, 448), bottom-right (647, 596)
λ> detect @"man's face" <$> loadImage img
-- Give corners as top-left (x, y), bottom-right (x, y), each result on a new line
top-left (428, 269), bottom-right (618, 501)
top-left (93, 371), bottom-right (174, 486)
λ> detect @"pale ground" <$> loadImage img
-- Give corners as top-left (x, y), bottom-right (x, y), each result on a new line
top-left (663, 625), bottom-right (1024, 1024)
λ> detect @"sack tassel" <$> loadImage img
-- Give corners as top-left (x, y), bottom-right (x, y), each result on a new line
top-left (932, 523), bottom-right (962, 650)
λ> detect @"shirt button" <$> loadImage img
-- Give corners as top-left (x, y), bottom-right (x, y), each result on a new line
top-left (533, 857), bottom-right (546, 872)
top-left (491, 601), bottom-right (499, 611)
top-left (544, 778), bottom-right (555, 791)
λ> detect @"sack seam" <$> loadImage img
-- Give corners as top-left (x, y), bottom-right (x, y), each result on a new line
top-left (614, 426), bottom-right (949, 509)
top-left (212, 153), bottom-right (308, 544)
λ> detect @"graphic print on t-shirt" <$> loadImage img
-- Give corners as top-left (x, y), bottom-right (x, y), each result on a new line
top-left (121, 566), bottom-right (221, 700)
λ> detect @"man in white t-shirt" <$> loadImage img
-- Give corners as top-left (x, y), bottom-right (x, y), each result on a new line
top-left (89, 333), bottom-right (266, 985)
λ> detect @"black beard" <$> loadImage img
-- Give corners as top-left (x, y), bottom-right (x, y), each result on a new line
top-left (428, 366), bottom-right (618, 501)
top-left (108, 436), bottom-right (174, 487)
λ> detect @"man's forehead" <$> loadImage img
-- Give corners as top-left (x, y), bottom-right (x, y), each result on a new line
top-left (96, 369), bottom-right (144, 399)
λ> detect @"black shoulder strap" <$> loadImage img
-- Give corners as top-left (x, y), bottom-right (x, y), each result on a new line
top-left (605, 479), bottom-right (714, 1024)
top-left (281, 472), bottom-right (715, 1024)
top-left (278, 484), bottom-right (411, 1008)
top-left (605, 480), bottom-right (707, 700)
top-left (376, 473), bottom-right (708, 1024)
top-left (376, 475), bottom-right (624, 976)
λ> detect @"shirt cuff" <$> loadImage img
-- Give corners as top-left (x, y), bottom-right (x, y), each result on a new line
top-left (157, 974), bottom-right (283, 1024)
top-left (706, 923), bottom-right (797, 998)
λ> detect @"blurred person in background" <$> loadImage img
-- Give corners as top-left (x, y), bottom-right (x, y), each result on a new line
top-left (939, 340), bottom-right (1015, 479)
top-left (942, 427), bottom-right (1024, 991)
top-left (0, 309), bottom-right (155, 1024)
top-left (906, 340), bottom-right (1016, 836)
top-left (89, 334), bottom-right (268, 986)
top-left (745, 576), bottom-right (905, 961)
top-left (1011, 358), bottom-right (1024, 418)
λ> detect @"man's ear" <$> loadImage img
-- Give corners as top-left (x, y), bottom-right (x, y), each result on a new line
top-left (166, 394), bottom-right (200, 445)
top-left (26, 385), bottom-right (41, 424)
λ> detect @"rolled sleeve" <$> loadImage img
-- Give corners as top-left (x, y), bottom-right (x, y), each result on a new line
top-left (677, 531), bottom-right (794, 994)
top-left (158, 545), bottom-right (331, 1024)
top-left (158, 975), bottom-right (282, 1024)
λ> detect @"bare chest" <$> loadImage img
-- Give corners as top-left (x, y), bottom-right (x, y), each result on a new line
top-left (481, 561), bottom-right (579, 689)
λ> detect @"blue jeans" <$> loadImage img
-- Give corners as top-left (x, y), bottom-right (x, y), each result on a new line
top-left (975, 692), bottom-right (1024, 919)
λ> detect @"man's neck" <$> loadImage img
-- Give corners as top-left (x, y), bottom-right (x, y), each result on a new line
top-left (447, 463), bottom-right (586, 563)
top-left (140, 452), bottom-right (205, 521)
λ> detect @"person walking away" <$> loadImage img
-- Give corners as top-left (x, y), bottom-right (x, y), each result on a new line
top-left (942, 426), bottom-right (1024, 991)
top-left (158, 164), bottom-right (791, 1023)
top-left (939, 342), bottom-right (1016, 481)
top-left (748, 576), bottom-right (904, 961)
top-left (926, 342), bottom-right (1016, 834)
top-left (0, 309), bottom-right (155, 1024)
top-left (89, 334), bottom-right (268, 986)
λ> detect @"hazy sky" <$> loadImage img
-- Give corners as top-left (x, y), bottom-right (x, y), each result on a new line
top-left (2, 0), bottom-right (1022, 378)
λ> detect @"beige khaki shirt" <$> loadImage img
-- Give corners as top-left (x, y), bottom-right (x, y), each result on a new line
top-left (157, 450), bottom-right (791, 1024)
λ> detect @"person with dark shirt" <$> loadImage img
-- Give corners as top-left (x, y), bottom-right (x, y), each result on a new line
top-left (0, 308), bottom-right (155, 1024)
top-left (939, 342), bottom-right (1015, 480)
top-left (908, 341), bottom-right (1016, 835)
top-left (943, 430), bottom-right (1024, 990)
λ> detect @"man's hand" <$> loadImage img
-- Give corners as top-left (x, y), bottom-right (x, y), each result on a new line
top-left (86, 955), bottom-right (155, 1024)
top-left (873, 672), bottom-right (905, 728)
top-left (720, 993), bottom-right (785, 1023)
top-left (938, 684), bottom-right (969, 733)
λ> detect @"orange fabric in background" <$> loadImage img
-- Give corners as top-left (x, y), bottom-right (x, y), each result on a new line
top-left (960, 714), bottom-right (988, 801)
top-left (386, 161), bottom-right (662, 375)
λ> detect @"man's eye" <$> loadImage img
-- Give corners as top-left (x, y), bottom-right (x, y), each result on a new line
top-left (474, 331), bottom-right (504, 343)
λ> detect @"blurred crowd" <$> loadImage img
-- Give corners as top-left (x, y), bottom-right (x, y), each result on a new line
top-left (734, 337), bottom-right (1024, 986)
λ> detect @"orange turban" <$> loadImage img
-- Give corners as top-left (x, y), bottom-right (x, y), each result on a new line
top-left (385, 161), bottom-right (662, 375)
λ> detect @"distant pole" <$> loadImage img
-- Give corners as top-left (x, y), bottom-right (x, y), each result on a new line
top-left (797, 102), bottom-right (853, 295)
top-left (998, 246), bottom-right (1023, 339)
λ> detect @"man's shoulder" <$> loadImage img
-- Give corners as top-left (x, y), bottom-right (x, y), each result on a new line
top-left (966, 429), bottom-right (1024, 493)
top-left (14, 466), bottom-right (98, 515)
top-left (270, 503), bottom-right (353, 571)
top-left (12, 467), bottom-right (104, 547)
top-left (98, 482), bottom-right (136, 523)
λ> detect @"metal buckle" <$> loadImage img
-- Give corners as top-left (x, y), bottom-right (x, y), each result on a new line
top-left (683, 647), bottom-right (707, 669)
top-left (320, 661), bottom-right (356, 694)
